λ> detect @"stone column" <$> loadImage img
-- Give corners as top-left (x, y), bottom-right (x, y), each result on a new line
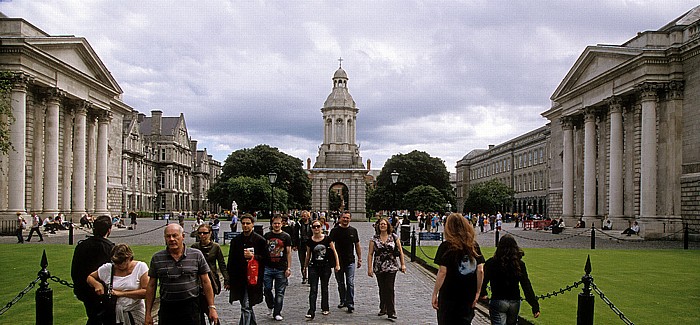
top-left (31, 99), bottom-right (45, 212)
top-left (95, 110), bottom-right (111, 215)
top-left (72, 102), bottom-right (89, 217)
top-left (637, 83), bottom-right (659, 218)
top-left (583, 108), bottom-right (597, 217)
top-left (7, 74), bottom-right (32, 214)
top-left (62, 105), bottom-right (74, 216)
top-left (43, 88), bottom-right (63, 215)
top-left (562, 117), bottom-right (574, 217)
top-left (608, 97), bottom-right (624, 217)
top-left (86, 113), bottom-right (97, 213)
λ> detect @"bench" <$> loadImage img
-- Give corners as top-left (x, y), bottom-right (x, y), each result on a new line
top-left (222, 231), bottom-right (240, 245)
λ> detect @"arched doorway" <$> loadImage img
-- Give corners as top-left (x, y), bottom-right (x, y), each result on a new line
top-left (329, 183), bottom-right (349, 212)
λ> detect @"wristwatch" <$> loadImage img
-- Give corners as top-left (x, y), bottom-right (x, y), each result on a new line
top-left (208, 305), bottom-right (217, 310)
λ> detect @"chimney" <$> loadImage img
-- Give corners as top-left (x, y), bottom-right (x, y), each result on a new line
top-left (151, 110), bottom-right (162, 135)
top-left (488, 144), bottom-right (495, 150)
top-left (190, 140), bottom-right (198, 153)
top-left (137, 113), bottom-right (145, 123)
top-left (367, 159), bottom-right (371, 170)
top-left (307, 158), bottom-right (311, 170)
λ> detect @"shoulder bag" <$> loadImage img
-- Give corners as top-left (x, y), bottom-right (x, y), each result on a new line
top-left (97, 264), bottom-right (118, 325)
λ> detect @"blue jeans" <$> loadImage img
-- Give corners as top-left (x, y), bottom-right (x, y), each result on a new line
top-left (308, 265), bottom-right (331, 313)
top-left (239, 288), bottom-right (257, 325)
top-left (335, 262), bottom-right (355, 308)
top-left (212, 228), bottom-right (219, 243)
top-left (489, 299), bottom-right (521, 325)
top-left (263, 268), bottom-right (288, 317)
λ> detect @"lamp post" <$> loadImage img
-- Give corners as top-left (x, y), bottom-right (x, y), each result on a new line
top-left (152, 196), bottom-right (157, 220)
top-left (391, 170), bottom-right (399, 215)
top-left (268, 172), bottom-right (277, 218)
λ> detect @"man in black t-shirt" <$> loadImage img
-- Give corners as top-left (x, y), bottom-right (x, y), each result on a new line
top-left (263, 215), bottom-right (293, 321)
top-left (329, 212), bottom-right (362, 313)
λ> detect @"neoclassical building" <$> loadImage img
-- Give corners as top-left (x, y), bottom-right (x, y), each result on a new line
top-left (309, 64), bottom-right (368, 219)
top-left (543, 7), bottom-right (700, 237)
top-left (456, 126), bottom-right (550, 216)
top-left (0, 16), bottom-right (220, 222)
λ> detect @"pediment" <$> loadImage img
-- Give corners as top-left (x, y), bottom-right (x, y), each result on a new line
top-left (552, 46), bottom-right (641, 100)
top-left (28, 38), bottom-right (122, 94)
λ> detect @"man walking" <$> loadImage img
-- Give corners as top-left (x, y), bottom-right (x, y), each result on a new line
top-left (71, 215), bottom-right (114, 324)
top-left (263, 215), bottom-right (293, 321)
top-left (228, 214), bottom-right (269, 325)
top-left (145, 224), bottom-right (218, 325)
top-left (16, 213), bottom-right (26, 244)
top-left (26, 213), bottom-right (44, 242)
top-left (329, 211), bottom-right (362, 313)
top-left (294, 210), bottom-right (312, 284)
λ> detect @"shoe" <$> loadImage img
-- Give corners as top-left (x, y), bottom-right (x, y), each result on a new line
top-left (337, 303), bottom-right (346, 309)
top-left (322, 310), bottom-right (329, 315)
top-left (302, 278), bottom-right (307, 284)
top-left (305, 310), bottom-right (314, 319)
top-left (388, 314), bottom-right (397, 319)
top-left (268, 308), bottom-right (274, 317)
top-left (274, 315), bottom-right (283, 321)
top-left (38, 239), bottom-right (44, 242)
top-left (347, 307), bottom-right (354, 313)
top-left (378, 311), bottom-right (386, 316)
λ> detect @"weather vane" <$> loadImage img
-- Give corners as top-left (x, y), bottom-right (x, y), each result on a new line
top-left (338, 57), bottom-right (343, 68)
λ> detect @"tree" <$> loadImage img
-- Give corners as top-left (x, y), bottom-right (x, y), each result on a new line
top-left (213, 144), bottom-right (311, 210)
top-left (328, 190), bottom-right (342, 211)
top-left (462, 179), bottom-right (514, 215)
top-left (208, 176), bottom-right (288, 214)
top-left (367, 150), bottom-right (454, 211)
top-left (403, 185), bottom-right (446, 213)
top-left (0, 72), bottom-right (16, 155)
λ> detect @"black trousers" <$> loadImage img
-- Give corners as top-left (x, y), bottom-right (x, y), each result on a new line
top-left (159, 297), bottom-right (201, 325)
top-left (376, 272), bottom-right (397, 315)
top-left (297, 242), bottom-right (308, 278)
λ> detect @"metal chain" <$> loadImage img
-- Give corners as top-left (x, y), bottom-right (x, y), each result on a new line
top-left (591, 282), bottom-right (635, 325)
top-left (49, 275), bottom-right (74, 288)
top-left (535, 280), bottom-right (583, 300)
top-left (110, 223), bottom-right (167, 238)
top-left (501, 228), bottom-right (590, 242)
top-left (416, 241), bottom-right (436, 260)
top-left (0, 278), bottom-right (40, 315)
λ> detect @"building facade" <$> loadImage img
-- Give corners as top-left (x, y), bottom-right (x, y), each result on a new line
top-left (310, 64), bottom-right (368, 219)
top-left (0, 17), bottom-right (220, 222)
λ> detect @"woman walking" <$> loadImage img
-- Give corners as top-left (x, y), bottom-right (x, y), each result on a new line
top-left (367, 217), bottom-right (406, 319)
top-left (480, 234), bottom-right (540, 324)
top-left (192, 224), bottom-right (229, 324)
top-left (304, 219), bottom-right (340, 320)
top-left (86, 243), bottom-right (149, 325)
top-left (432, 213), bottom-right (485, 325)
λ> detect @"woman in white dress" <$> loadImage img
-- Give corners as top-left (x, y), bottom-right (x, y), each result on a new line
top-left (87, 243), bottom-right (149, 325)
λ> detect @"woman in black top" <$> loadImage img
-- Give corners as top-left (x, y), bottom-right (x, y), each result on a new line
top-left (304, 219), bottom-right (340, 319)
top-left (480, 234), bottom-right (540, 325)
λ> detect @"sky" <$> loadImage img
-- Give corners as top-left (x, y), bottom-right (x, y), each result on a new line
top-left (1, 1), bottom-right (698, 173)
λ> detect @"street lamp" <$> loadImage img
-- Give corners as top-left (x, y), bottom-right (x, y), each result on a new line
top-left (152, 196), bottom-right (157, 220)
top-left (268, 172), bottom-right (277, 218)
top-left (390, 170), bottom-right (399, 216)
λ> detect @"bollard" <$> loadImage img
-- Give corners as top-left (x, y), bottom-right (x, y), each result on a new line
top-left (410, 227), bottom-right (416, 262)
top-left (577, 255), bottom-right (594, 325)
top-left (684, 223), bottom-right (689, 250)
top-left (590, 227), bottom-right (595, 250)
top-left (36, 250), bottom-right (53, 325)
top-left (68, 223), bottom-right (74, 245)
top-left (495, 229), bottom-right (500, 246)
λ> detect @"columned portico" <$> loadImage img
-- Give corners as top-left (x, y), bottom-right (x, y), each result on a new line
top-left (583, 108), bottom-right (597, 218)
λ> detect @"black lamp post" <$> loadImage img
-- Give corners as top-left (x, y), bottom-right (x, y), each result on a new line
top-left (153, 196), bottom-right (157, 220)
top-left (391, 170), bottom-right (399, 215)
top-left (268, 172), bottom-right (277, 218)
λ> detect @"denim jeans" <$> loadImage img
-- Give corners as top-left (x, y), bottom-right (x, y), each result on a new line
top-left (335, 262), bottom-right (355, 308)
top-left (308, 265), bottom-right (331, 313)
top-left (239, 288), bottom-right (257, 325)
top-left (489, 299), bottom-right (521, 325)
top-left (212, 228), bottom-right (219, 243)
top-left (263, 268), bottom-right (288, 317)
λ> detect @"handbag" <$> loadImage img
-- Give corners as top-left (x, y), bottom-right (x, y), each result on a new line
top-left (97, 264), bottom-right (118, 325)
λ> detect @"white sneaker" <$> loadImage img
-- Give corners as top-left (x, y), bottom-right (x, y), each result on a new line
top-left (268, 308), bottom-right (273, 317)
top-left (275, 315), bottom-right (283, 321)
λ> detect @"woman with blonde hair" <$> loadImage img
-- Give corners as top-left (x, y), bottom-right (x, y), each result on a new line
top-left (432, 213), bottom-right (485, 324)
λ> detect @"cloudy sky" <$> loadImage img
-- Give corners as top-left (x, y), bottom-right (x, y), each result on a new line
top-left (2, 1), bottom-right (697, 172)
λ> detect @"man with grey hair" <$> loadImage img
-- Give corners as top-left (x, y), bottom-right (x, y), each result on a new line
top-left (145, 224), bottom-right (218, 325)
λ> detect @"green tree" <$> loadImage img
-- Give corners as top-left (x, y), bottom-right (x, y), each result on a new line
top-left (213, 144), bottom-right (311, 210)
top-left (403, 185), bottom-right (446, 213)
top-left (328, 190), bottom-right (342, 211)
top-left (208, 176), bottom-right (288, 214)
top-left (463, 179), bottom-right (514, 214)
top-left (0, 72), bottom-right (16, 154)
top-left (367, 150), bottom-right (454, 211)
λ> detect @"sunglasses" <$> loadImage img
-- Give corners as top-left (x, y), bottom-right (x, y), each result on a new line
top-left (198, 232), bottom-right (210, 235)
top-left (312, 225), bottom-right (321, 229)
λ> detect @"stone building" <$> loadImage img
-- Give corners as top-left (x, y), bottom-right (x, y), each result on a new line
top-left (456, 126), bottom-right (550, 216)
top-left (0, 16), bottom-right (220, 222)
top-left (310, 64), bottom-right (368, 219)
top-left (543, 6), bottom-right (700, 237)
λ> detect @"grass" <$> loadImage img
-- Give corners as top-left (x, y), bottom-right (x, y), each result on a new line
top-left (409, 245), bottom-right (700, 325)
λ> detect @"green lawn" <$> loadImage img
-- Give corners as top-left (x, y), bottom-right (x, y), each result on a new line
top-left (409, 246), bottom-right (700, 325)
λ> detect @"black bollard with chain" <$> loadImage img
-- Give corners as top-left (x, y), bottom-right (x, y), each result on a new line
top-left (495, 228), bottom-right (500, 246)
top-left (577, 255), bottom-right (594, 325)
top-left (68, 223), bottom-right (74, 245)
top-left (590, 227), bottom-right (595, 250)
top-left (684, 223), bottom-right (689, 250)
top-left (410, 226), bottom-right (416, 262)
top-left (36, 250), bottom-right (53, 325)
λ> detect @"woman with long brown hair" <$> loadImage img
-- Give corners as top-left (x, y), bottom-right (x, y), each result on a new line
top-left (480, 234), bottom-right (540, 324)
top-left (367, 217), bottom-right (406, 320)
top-left (431, 213), bottom-right (485, 324)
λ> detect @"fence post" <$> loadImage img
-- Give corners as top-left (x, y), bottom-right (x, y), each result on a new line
top-left (410, 227), bottom-right (416, 262)
top-left (590, 227), bottom-right (595, 250)
top-left (577, 255), bottom-right (594, 325)
top-left (684, 223), bottom-right (689, 250)
top-left (36, 250), bottom-right (53, 325)
top-left (68, 223), bottom-right (74, 245)
top-left (495, 229), bottom-right (500, 246)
